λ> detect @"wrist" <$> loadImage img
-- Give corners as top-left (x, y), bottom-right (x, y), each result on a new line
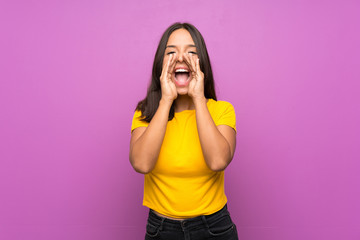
top-left (193, 96), bottom-right (207, 107)
top-left (159, 97), bottom-right (174, 108)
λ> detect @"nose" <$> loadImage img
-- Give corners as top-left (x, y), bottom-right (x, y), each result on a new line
top-left (178, 53), bottom-right (184, 62)
top-left (177, 52), bottom-right (185, 62)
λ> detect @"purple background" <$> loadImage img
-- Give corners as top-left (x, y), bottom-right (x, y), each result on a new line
top-left (1, 0), bottom-right (359, 239)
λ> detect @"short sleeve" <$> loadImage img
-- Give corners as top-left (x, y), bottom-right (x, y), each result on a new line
top-left (131, 110), bottom-right (149, 132)
top-left (215, 101), bottom-right (237, 132)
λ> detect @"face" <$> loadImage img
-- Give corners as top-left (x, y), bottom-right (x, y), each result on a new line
top-left (163, 28), bottom-right (197, 95)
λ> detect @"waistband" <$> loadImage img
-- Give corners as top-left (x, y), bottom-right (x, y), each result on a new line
top-left (147, 204), bottom-right (229, 232)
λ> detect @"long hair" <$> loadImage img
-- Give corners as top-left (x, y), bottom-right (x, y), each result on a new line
top-left (136, 22), bottom-right (217, 122)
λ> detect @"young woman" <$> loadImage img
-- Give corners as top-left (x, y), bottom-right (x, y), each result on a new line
top-left (130, 22), bottom-right (238, 240)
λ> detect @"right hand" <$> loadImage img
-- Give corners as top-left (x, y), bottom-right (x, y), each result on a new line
top-left (160, 53), bottom-right (177, 103)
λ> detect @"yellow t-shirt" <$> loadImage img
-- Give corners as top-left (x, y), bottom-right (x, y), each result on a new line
top-left (130, 99), bottom-right (236, 218)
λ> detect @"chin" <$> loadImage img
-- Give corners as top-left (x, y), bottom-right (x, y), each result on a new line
top-left (176, 88), bottom-right (189, 95)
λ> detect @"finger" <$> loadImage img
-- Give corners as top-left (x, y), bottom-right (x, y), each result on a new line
top-left (165, 54), bottom-right (176, 82)
top-left (168, 53), bottom-right (177, 74)
top-left (161, 54), bottom-right (172, 79)
top-left (184, 53), bottom-right (196, 73)
top-left (167, 54), bottom-right (174, 72)
top-left (190, 54), bottom-right (198, 75)
top-left (196, 57), bottom-right (204, 83)
top-left (190, 54), bottom-right (197, 75)
top-left (196, 57), bottom-right (201, 74)
top-left (188, 54), bottom-right (198, 80)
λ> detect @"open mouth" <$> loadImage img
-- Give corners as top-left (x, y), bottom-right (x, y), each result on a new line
top-left (174, 68), bottom-right (190, 87)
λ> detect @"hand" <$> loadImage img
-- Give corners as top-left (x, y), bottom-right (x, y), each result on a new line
top-left (184, 53), bottom-right (205, 101)
top-left (160, 53), bottom-right (178, 103)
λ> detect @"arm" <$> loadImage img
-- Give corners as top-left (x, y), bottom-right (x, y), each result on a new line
top-left (129, 99), bottom-right (172, 174)
top-left (185, 53), bottom-right (236, 172)
top-left (129, 53), bottom-right (178, 174)
top-left (194, 98), bottom-right (236, 171)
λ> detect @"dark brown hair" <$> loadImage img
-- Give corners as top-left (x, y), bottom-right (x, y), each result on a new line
top-left (136, 22), bottom-right (217, 122)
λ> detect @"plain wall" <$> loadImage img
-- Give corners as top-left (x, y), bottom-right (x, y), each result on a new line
top-left (0, 0), bottom-right (359, 239)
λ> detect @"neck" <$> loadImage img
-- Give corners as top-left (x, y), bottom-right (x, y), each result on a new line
top-left (174, 95), bottom-right (195, 112)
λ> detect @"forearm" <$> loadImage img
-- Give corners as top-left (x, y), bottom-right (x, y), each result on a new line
top-left (194, 97), bottom-right (232, 171)
top-left (130, 99), bottom-right (172, 173)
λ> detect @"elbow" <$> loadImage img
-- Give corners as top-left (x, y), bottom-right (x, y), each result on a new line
top-left (133, 166), bottom-right (152, 174)
top-left (130, 161), bottom-right (153, 174)
top-left (206, 143), bottom-right (234, 172)
top-left (129, 154), bottom-right (153, 174)
top-left (208, 162), bottom-right (227, 172)
top-left (207, 155), bottom-right (232, 172)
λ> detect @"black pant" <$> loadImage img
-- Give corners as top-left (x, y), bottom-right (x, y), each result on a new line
top-left (145, 204), bottom-right (238, 240)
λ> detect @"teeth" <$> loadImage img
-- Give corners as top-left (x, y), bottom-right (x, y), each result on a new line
top-left (175, 69), bottom-right (188, 73)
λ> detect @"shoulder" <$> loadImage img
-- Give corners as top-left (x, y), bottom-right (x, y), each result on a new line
top-left (133, 109), bottom-right (143, 118)
top-left (207, 99), bottom-right (235, 113)
top-left (131, 109), bottom-right (149, 132)
top-left (207, 98), bottom-right (237, 132)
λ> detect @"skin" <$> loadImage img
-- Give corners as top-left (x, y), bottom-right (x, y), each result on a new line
top-left (129, 29), bottom-right (236, 219)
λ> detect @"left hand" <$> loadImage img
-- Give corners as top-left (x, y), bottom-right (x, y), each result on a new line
top-left (184, 53), bottom-right (205, 100)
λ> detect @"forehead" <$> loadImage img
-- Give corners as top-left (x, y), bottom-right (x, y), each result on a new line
top-left (167, 28), bottom-right (195, 46)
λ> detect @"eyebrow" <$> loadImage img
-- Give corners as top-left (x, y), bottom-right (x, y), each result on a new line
top-left (166, 44), bottom-right (196, 48)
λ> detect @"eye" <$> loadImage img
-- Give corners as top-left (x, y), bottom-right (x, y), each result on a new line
top-left (166, 51), bottom-right (176, 55)
top-left (189, 51), bottom-right (197, 54)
